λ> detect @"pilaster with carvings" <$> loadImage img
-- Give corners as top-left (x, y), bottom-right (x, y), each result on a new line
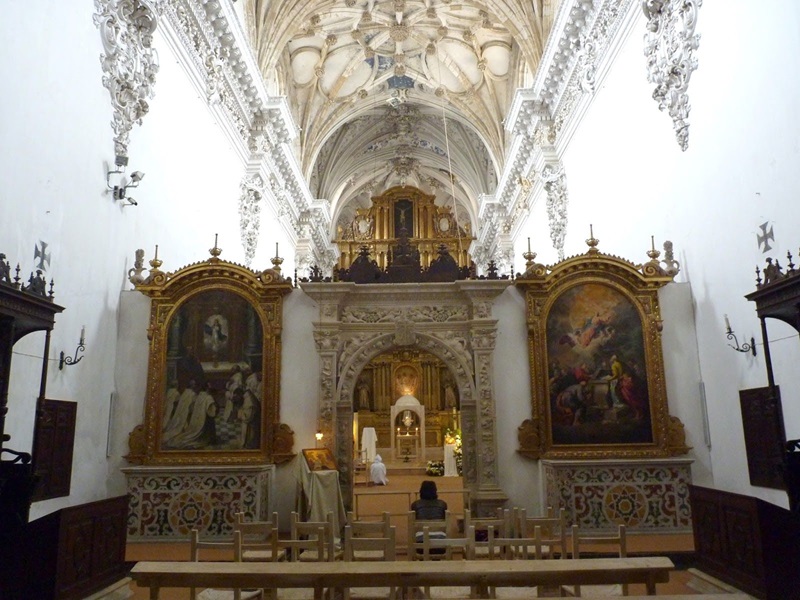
top-left (642, 0), bottom-right (702, 151)
top-left (239, 175), bottom-right (263, 267)
top-left (541, 161), bottom-right (569, 261)
top-left (94, 0), bottom-right (161, 158)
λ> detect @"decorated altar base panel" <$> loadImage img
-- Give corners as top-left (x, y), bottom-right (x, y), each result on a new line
top-left (123, 465), bottom-right (275, 539)
top-left (542, 459), bottom-right (693, 533)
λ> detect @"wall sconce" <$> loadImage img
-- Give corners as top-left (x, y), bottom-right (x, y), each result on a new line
top-left (724, 315), bottom-right (756, 356)
top-left (60, 326), bottom-right (86, 369)
top-left (315, 430), bottom-right (324, 447)
top-left (106, 155), bottom-right (144, 206)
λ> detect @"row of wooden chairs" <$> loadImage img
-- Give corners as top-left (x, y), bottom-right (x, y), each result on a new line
top-left (190, 508), bottom-right (628, 599)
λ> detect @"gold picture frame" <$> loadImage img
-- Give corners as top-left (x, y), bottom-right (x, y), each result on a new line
top-left (515, 240), bottom-right (688, 459)
top-left (134, 254), bottom-right (294, 465)
top-left (302, 448), bottom-right (338, 471)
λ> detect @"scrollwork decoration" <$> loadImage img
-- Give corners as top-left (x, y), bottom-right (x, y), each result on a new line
top-left (239, 176), bottom-right (264, 267)
top-left (642, 0), bottom-right (702, 151)
top-left (94, 0), bottom-right (161, 158)
top-left (542, 162), bottom-right (569, 261)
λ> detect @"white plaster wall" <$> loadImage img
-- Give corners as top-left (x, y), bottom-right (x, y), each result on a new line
top-left (275, 288), bottom-right (321, 522)
top-left (492, 285), bottom-right (538, 512)
top-left (0, 3), bottom-right (267, 519)
top-left (518, 2), bottom-right (800, 506)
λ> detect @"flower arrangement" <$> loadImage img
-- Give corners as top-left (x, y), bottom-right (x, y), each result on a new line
top-left (426, 460), bottom-right (445, 476)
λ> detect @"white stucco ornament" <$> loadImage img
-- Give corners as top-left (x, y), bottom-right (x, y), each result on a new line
top-left (542, 162), bottom-right (569, 261)
top-left (94, 0), bottom-right (161, 158)
top-left (642, 0), bottom-right (702, 151)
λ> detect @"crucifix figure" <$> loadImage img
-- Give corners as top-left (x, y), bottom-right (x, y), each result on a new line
top-left (399, 205), bottom-right (409, 228)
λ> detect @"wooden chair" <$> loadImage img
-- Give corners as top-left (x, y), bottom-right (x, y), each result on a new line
top-left (407, 510), bottom-right (454, 560)
top-left (189, 529), bottom-right (263, 600)
top-left (464, 508), bottom-right (510, 559)
top-left (419, 523), bottom-right (475, 559)
top-left (487, 524), bottom-right (545, 560)
top-left (234, 512), bottom-right (285, 563)
top-left (487, 525), bottom-right (566, 598)
top-left (417, 525), bottom-right (476, 599)
top-left (343, 512), bottom-right (397, 600)
top-left (517, 507), bottom-right (567, 559)
top-left (343, 512), bottom-right (395, 561)
top-left (566, 524), bottom-right (628, 597)
top-left (289, 511), bottom-right (341, 562)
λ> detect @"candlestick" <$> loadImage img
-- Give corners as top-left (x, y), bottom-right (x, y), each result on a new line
top-left (527, 237), bottom-right (531, 253)
top-left (724, 314), bottom-right (731, 332)
top-left (214, 233), bottom-right (218, 247)
top-left (590, 224), bottom-right (594, 238)
top-left (276, 242), bottom-right (279, 257)
top-left (154, 244), bottom-right (158, 260)
top-left (80, 325), bottom-right (86, 345)
top-left (651, 235), bottom-right (655, 252)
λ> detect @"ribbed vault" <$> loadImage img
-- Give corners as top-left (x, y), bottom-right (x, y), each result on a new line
top-left (243, 0), bottom-right (561, 233)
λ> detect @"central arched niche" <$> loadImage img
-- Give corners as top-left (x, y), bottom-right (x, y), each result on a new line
top-left (301, 280), bottom-right (510, 516)
top-left (354, 347), bottom-right (461, 452)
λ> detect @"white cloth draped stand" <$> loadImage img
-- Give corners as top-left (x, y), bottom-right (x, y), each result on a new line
top-left (361, 427), bottom-right (377, 463)
top-left (443, 443), bottom-right (458, 476)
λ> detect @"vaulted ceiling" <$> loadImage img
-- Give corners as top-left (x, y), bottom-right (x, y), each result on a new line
top-left (245, 0), bottom-right (561, 234)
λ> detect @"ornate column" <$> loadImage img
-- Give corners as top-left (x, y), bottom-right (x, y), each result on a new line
top-left (309, 289), bottom-right (349, 454)
top-left (459, 282), bottom-right (508, 516)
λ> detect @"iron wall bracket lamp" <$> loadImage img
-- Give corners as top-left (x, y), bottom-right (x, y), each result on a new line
top-left (106, 155), bottom-right (144, 206)
top-left (724, 315), bottom-right (756, 356)
top-left (60, 326), bottom-right (86, 369)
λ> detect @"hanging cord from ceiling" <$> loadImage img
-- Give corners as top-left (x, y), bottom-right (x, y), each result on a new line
top-left (436, 48), bottom-right (464, 262)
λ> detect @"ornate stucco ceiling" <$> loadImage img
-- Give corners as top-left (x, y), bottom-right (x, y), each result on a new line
top-left (245, 0), bottom-right (561, 233)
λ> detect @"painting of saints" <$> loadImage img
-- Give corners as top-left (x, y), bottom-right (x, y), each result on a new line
top-left (160, 290), bottom-right (265, 453)
top-left (546, 283), bottom-right (652, 446)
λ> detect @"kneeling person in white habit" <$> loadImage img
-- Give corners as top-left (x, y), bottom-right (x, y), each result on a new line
top-left (370, 454), bottom-right (388, 485)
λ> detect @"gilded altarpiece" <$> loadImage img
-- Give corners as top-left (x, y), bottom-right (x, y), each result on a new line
top-left (334, 186), bottom-right (473, 272)
top-left (123, 252), bottom-right (294, 538)
top-left (516, 238), bottom-right (691, 531)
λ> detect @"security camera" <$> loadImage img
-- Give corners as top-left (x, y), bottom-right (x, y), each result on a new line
top-left (130, 171), bottom-right (145, 183)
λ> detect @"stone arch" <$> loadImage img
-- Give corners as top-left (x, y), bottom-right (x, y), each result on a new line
top-left (302, 280), bottom-right (510, 516)
top-left (332, 331), bottom-right (477, 504)
top-left (337, 332), bottom-right (476, 411)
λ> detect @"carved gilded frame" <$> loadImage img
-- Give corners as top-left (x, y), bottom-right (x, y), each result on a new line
top-left (516, 243), bottom-right (687, 459)
top-left (135, 256), bottom-right (294, 465)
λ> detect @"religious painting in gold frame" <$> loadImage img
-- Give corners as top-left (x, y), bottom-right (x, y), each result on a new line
top-left (302, 448), bottom-right (337, 471)
top-left (516, 241), bottom-right (688, 459)
top-left (134, 254), bottom-right (294, 465)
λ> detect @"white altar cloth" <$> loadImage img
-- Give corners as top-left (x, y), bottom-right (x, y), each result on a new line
top-left (361, 427), bottom-right (377, 463)
top-left (444, 443), bottom-right (458, 477)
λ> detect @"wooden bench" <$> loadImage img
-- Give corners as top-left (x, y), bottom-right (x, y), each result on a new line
top-left (130, 556), bottom-right (674, 599)
top-left (622, 596), bottom-right (752, 600)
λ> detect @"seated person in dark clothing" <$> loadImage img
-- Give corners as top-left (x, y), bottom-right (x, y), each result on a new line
top-left (411, 480), bottom-right (448, 553)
